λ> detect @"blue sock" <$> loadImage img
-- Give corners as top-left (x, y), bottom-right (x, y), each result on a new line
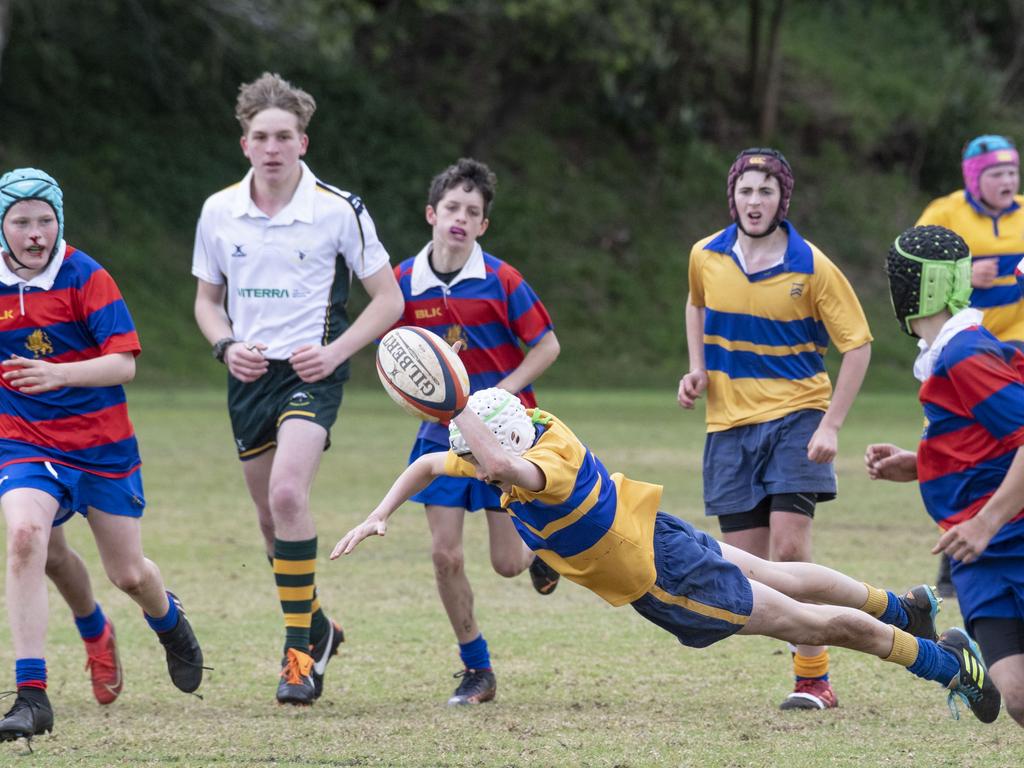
top-left (75, 603), bottom-right (107, 641)
top-left (145, 592), bottom-right (180, 634)
top-left (458, 634), bottom-right (491, 671)
top-left (908, 639), bottom-right (960, 685)
top-left (15, 658), bottom-right (47, 690)
top-left (879, 591), bottom-right (908, 629)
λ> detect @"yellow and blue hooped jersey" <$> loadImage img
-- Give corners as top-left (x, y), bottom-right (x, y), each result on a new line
top-left (917, 190), bottom-right (1024, 342)
top-left (687, 223), bottom-right (872, 432)
top-left (443, 409), bottom-right (660, 606)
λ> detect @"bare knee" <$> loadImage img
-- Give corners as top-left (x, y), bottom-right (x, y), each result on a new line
top-left (491, 556), bottom-right (522, 579)
top-left (8, 522), bottom-right (47, 569)
top-left (1002, 690), bottom-right (1024, 727)
top-left (108, 565), bottom-right (147, 596)
top-left (772, 541), bottom-right (808, 564)
top-left (268, 482), bottom-right (307, 522)
top-left (432, 548), bottom-right (465, 580)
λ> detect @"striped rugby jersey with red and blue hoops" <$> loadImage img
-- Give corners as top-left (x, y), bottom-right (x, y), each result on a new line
top-left (0, 246), bottom-right (142, 476)
top-left (394, 245), bottom-right (553, 444)
top-left (918, 324), bottom-right (1024, 545)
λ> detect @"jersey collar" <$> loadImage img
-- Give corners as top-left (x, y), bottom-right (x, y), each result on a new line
top-left (703, 221), bottom-right (813, 280)
top-left (0, 240), bottom-right (68, 289)
top-left (963, 189), bottom-right (1021, 218)
top-left (230, 161), bottom-right (316, 224)
top-left (409, 241), bottom-right (485, 296)
top-left (913, 307), bottom-right (984, 382)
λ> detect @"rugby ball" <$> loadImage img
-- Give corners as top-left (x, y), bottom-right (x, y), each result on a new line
top-left (376, 327), bottom-right (470, 422)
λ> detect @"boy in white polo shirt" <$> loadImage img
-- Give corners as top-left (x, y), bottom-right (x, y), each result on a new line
top-left (192, 72), bottom-right (403, 706)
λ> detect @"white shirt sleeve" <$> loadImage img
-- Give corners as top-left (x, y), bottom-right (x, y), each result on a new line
top-left (191, 204), bottom-right (225, 285)
top-left (339, 199), bottom-right (391, 279)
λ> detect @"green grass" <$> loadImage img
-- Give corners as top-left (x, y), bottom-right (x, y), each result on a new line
top-left (0, 388), bottom-right (1020, 766)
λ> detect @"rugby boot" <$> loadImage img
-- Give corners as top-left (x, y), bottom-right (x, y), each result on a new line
top-left (84, 618), bottom-right (123, 704)
top-left (779, 678), bottom-right (838, 710)
top-left (898, 584), bottom-right (941, 642)
top-left (529, 556), bottom-right (560, 595)
top-left (157, 593), bottom-right (205, 693)
top-left (0, 688), bottom-right (53, 742)
top-left (309, 619), bottom-right (345, 699)
top-left (277, 648), bottom-right (316, 705)
top-left (938, 628), bottom-right (1001, 723)
top-left (447, 668), bottom-right (496, 706)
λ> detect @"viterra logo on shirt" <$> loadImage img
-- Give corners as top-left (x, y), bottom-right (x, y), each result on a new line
top-left (237, 288), bottom-right (290, 298)
top-left (25, 329), bottom-right (53, 358)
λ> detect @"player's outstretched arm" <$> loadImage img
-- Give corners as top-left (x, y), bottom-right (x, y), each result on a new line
top-left (1, 351), bottom-right (135, 392)
top-left (864, 443), bottom-right (918, 482)
top-left (330, 452), bottom-right (447, 558)
top-left (450, 408), bottom-right (545, 491)
top-left (934, 445), bottom-right (1024, 563)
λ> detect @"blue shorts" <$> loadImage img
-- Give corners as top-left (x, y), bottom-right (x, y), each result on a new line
top-left (951, 535), bottom-right (1024, 629)
top-left (702, 409), bottom-right (836, 517)
top-left (0, 461), bottom-right (146, 526)
top-left (407, 437), bottom-right (501, 511)
top-left (631, 513), bottom-right (753, 648)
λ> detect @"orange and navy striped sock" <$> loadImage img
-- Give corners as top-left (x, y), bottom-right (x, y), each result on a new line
top-left (273, 537), bottom-right (317, 653)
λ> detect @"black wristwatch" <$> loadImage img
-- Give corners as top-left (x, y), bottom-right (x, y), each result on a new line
top-left (212, 337), bottom-right (237, 363)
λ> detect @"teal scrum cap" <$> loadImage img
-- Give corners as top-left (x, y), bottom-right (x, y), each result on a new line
top-left (0, 168), bottom-right (65, 264)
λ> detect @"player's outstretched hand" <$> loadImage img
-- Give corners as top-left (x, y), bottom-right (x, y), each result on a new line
top-left (290, 344), bottom-right (341, 383)
top-left (331, 516), bottom-right (388, 559)
top-left (932, 516), bottom-right (996, 564)
top-left (226, 341), bottom-right (269, 382)
top-left (1, 355), bottom-right (67, 393)
top-left (864, 443), bottom-right (918, 482)
top-left (677, 369), bottom-right (708, 409)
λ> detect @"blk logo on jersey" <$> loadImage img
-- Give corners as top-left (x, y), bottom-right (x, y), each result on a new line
top-left (25, 329), bottom-right (53, 358)
top-left (790, 282), bottom-right (805, 298)
top-left (415, 307), bottom-right (444, 320)
top-left (231, 244), bottom-right (247, 258)
top-left (0, 309), bottom-right (14, 321)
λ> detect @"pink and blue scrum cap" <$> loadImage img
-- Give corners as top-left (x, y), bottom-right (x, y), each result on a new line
top-left (961, 135), bottom-right (1019, 200)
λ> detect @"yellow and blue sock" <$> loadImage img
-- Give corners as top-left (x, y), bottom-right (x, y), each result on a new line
top-left (145, 592), bottom-right (180, 634)
top-left (793, 649), bottom-right (829, 683)
top-left (458, 634), bottom-right (491, 671)
top-left (885, 627), bottom-right (959, 685)
top-left (15, 658), bottom-right (47, 691)
top-left (274, 537), bottom-right (317, 653)
top-left (74, 603), bottom-right (107, 641)
top-left (860, 584), bottom-right (910, 629)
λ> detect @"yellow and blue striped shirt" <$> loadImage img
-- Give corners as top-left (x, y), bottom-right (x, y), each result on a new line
top-left (444, 410), bottom-right (660, 606)
top-left (917, 190), bottom-right (1024, 342)
top-left (688, 223), bottom-right (872, 432)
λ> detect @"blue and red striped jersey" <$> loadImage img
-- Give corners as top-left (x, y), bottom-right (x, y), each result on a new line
top-left (394, 243), bottom-right (553, 443)
top-left (0, 246), bottom-right (142, 477)
top-left (918, 325), bottom-right (1024, 546)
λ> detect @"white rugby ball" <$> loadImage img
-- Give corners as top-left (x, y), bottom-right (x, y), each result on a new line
top-left (376, 327), bottom-right (470, 422)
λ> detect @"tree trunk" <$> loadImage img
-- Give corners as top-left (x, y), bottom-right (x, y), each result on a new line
top-left (758, 0), bottom-right (786, 141)
top-left (748, 0), bottom-right (763, 115)
top-left (0, 0), bottom-right (10, 85)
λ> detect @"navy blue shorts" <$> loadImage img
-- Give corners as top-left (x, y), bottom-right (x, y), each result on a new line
top-left (408, 437), bottom-right (501, 511)
top-left (0, 461), bottom-right (146, 526)
top-left (951, 535), bottom-right (1024, 628)
top-left (702, 409), bottom-right (836, 517)
top-left (631, 513), bottom-right (753, 648)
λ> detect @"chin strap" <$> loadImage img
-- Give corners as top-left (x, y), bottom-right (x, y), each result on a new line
top-left (736, 219), bottom-right (781, 239)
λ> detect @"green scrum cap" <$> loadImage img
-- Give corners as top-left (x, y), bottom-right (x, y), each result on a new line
top-left (886, 225), bottom-right (972, 337)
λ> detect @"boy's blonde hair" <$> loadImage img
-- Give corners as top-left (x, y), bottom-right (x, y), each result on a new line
top-left (235, 72), bottom-right (317, 133)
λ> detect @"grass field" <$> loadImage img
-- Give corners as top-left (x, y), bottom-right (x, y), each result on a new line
top-left (0, 388), bottom-right (1020, 767)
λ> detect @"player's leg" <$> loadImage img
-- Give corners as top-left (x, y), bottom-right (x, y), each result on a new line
top-left (46, 527), bottom-right (122, 705)
top-left (241, 448), bottom-right (276, 558)
top-left (87, 504), bottom-right (203, 694)
top-left (741, 580), bottom-right (999, 721)
top-left (263, 418), bottom-right (330, 705)
top-left (973, 618), bottom-right (1024, 726)
top-left (485, 509), bottom-right (532, 577)
top-left (425, 502), bottom-right (496, 704)
top-left (0, 486), bottom-right (59, 740)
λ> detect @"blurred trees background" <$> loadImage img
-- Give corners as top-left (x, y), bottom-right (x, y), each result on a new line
top-left (2, 0), bottom-right (1024, 388)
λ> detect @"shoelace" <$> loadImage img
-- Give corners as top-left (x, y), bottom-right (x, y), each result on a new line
top-left (946, 684), bottom-right (980, 721)
top-left (0, 690), bottom-right (47, 752)
top-left (85, 645), bottom-right (118, 678)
